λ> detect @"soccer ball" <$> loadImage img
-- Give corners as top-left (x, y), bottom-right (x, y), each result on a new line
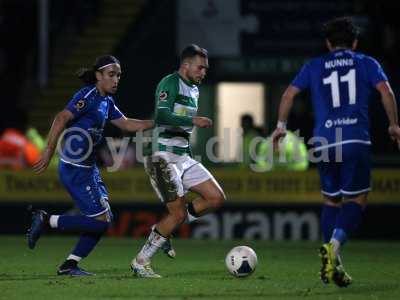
top-left (225, 246), bottom-right (258, 277)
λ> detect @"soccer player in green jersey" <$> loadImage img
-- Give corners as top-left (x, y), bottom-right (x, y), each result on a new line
top-left (131, 44), bottom-right (226, 278)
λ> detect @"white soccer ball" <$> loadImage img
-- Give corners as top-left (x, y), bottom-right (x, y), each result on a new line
top-left (225, 246), bottom-right (258, 277)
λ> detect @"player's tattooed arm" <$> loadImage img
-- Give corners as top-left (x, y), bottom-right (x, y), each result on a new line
top-left (277, 85), bottom-right (301, 125)
top-left (376, 81), bottom-right (399, 126)
top-left (192, 116), bottom-right (212, 128)
top-left (376, 81), bottom-right (400, 148)
top-left (272, 85), bottom-right (301, 149)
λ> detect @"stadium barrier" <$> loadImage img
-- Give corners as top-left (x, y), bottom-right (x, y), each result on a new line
top-left (0, 168), bottom-right (399, 203)
top-left (1, 202), bottom-right (399, 240)
top-left (1, 169), bottom-right (399, 239)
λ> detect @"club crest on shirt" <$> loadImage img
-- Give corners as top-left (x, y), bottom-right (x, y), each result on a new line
top-left (75, 99), bottom-right (86, 111)
top-left (159, 91), bottom-right (168, 101)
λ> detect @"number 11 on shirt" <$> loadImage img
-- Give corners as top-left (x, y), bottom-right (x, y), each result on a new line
top-left (323, 69), bottom-right (356, 107)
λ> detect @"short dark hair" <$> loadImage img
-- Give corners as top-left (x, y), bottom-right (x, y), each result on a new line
top-left (241, 114), bottom-right (254, 124)
top-left (77, 55), bottom-right (120, 85)
top-left (180, 44), bottom-right (208, 64)
top-left (322, 17), bottom-right (360, 48)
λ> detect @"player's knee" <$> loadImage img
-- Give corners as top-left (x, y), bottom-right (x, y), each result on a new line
top-left (208, 191), bottom-right (225, 210)
top-left (344, 194), bottom-right (367, 207)
top-left (323, 194), bottom-right (342, 206)
top-left (171, 209), bottom-right (187, 225)
top-left (102, 220), bottom-right (111, 232)
top-left (94, 214), bottom-right (111, 233)
top-left (95, 220), bottom-right (110, 234)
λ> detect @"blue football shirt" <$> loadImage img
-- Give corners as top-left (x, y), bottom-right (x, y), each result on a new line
top-left (61, 85), bottom-right (124, 166)
top-left (291, 49), bottom-right (388, 149)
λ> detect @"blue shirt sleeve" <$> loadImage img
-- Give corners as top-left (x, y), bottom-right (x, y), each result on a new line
top-left (291, 62), bottom-right (311, 90)
top-left (108, 98), bottom-right (124, 120)
top-left (65, 91), bottom-right (93, 119)
top-left (365, 57), bottom-right (388, 87)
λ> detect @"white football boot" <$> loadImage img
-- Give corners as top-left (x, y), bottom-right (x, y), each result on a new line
top-left (131, 258), bottom-right (162, 278)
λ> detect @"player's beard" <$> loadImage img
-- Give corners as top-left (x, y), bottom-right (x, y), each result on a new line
top-left (190, 76), bottom-right (202, 85)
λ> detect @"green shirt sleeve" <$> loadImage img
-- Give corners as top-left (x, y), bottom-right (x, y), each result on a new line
top-left (155, 75), bottom-right (193, 127)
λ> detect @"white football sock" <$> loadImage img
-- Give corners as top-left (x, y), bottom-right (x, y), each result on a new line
top-left (136, 230), bottom-right (167, 264)
top-left (49, 215), bottom-right (60, 228)
top-left (329, 238), bottom-right (341, 256)
top-left (186, 210), bottom-right (199, 223)
top-left (67, 254), bottom-right (82, 262)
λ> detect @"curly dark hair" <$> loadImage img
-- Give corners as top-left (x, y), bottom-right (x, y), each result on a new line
top-left (76, 55), bottom-right (120, 85)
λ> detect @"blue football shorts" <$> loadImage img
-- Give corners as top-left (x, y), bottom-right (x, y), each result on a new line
top-left (316, 143), bottom-right (371, 198)
top-left (58, 161), bottom-right (110, 217)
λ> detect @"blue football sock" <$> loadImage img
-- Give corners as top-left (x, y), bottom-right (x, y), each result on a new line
top-left (333, 201), bottom-right (364, 245)
top-left (71, 233), bottom-right (102, 258)
top-left (58, 215), bottom-right (109, 233)
top-left (321, 204), bottom-right (340, 243)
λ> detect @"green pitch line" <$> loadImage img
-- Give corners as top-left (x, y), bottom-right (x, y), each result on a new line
top-left (0, 236), bottom-right (399, 300)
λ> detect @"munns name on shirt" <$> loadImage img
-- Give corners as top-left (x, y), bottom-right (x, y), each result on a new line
top-left (325, 59), bottom-right (354, 69)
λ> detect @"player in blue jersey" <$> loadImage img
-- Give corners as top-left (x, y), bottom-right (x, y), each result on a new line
top-left (272, 17), bottom-right (400, 287)
top-left (27, 55), bottom-right (154, 276)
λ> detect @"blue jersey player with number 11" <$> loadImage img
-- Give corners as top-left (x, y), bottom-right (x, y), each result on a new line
top-left (272, 17), bottom-right (400, 287)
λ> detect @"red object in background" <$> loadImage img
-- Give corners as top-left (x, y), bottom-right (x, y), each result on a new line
top-left (0, 128), bottom-right (40, 170)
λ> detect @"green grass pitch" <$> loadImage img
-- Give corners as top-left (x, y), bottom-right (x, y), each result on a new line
top-left (0, 236), bottom-right (399, 300)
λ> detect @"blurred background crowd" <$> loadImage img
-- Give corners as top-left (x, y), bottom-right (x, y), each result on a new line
top-left (0, 0), bottom-right (399, 171)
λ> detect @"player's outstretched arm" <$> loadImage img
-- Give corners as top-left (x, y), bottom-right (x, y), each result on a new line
top-left (33, 110), bottom-right (73, 174)
top-left (376, 81), bottom-right (400, 149)
top-left (271, 85), bottom-right (300, 149)
top-left (111, 117), bottom-right (154, 132)
top-left (192, 116), bottom-right (212, 128)
top-left (156, 107), bottom-right (212, 128)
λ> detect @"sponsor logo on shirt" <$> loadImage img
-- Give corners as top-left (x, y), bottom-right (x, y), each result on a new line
top-left (325, 119), bottom-right (333, 128)
top-left (325, 118), bottom-right (358, 128)
top-left (159, 91), bottom-right (168, 101)
top-left (75, 99), bottom-right (86, 111)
